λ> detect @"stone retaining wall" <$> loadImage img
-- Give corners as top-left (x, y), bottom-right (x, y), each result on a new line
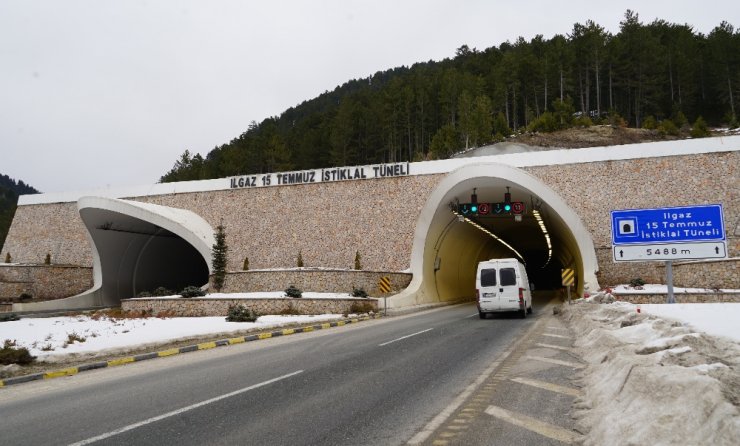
top-left (219, 270), bottom-right (412, 295)
top-left (0, 265), bottom-right (93, 301)
top-left (673, 259), bottom-right (739, 289)
top-left (612, 293), bottom-right (740, 304)
top-left (122, 297), bottom-right (378, 317)
top-left (3, 149), bottom-right (738, 297)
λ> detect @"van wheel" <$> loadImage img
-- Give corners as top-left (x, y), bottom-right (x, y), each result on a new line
top-left (479, 311), bottom-right (486, 319)
top-left (527, 306), bottom-right (533, 315)
top-left (520, 309), bottom-right (526, 319)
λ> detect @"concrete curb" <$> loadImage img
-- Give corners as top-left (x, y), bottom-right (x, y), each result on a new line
top-left (0, 314), bottom-right (376, 388)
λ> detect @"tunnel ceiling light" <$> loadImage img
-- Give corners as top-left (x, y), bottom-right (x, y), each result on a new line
top-left (532, 209), bottom-right (553, 267)
top-left (451, 209), bottom-right (525, 264)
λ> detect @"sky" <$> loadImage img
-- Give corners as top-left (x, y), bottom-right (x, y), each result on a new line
top-left (1, 1), bottom-right (738, 194)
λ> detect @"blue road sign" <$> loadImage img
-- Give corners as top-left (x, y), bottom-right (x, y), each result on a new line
top-left (611, 204), bottom-right (724, 245)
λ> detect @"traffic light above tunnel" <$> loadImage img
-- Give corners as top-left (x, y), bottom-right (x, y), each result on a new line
top-left (458, 201), bottom-right (526, 216)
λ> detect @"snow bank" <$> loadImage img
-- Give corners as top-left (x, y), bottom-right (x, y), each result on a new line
top-left (0, 314), bottom-right (343, 360)
top-left (564, 302), bottom-right (740, 446)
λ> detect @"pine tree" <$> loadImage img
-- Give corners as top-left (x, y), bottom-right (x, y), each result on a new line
top-left (212, 223), bottom-right (228, 292)
top-left (297, 250), bottom-right (304, 268)
top-left (354, 251), bottom-right (362, 270)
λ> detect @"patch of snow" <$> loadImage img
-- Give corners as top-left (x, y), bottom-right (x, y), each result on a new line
top-left (611, 283), bottom-right (738, 294)
top-left (566, 301), bottom-right (740, 445)
top-left (0, 314), bottom-right (343, 359)
top-left (691, 363), bottom-right (729, 374)
top-left (638, 303), bottom-right (740, 342)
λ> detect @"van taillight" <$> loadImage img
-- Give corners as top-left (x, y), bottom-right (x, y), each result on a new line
top-left (476, 289), bottom-right (480, 301)
top-left (518, 288), bottom-right (524, 302)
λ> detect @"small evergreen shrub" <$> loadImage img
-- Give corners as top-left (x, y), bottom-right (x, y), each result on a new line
top-left (180, 286), bottom-right (206, 298)
top-left (354, 251), bottom-right (362, 270)
top-left (527, 112), bottom-right (560, 133)
top-left (349, 301), bottom-right (375, 314)
top-left (629, 278), bottom-right (646, 287)
top-left (351, 287), bottom-right (368, 298)
top-left (4, 252), bottom-right (10, 263)
top-left (0, 339), bottom-right (35, 365)
top-left (285, 285), bottom-right (302, 298)
top-left (44, 253), bottom-right (51, 265)
top-left (243, 257), bottom-right (249, 271)
top-left (658, 119), bottom-right (680, 136)
top-left (296, 251), bottom-right (304, 268)
top-left (641, 115), bottom-right (658, 130)
top-left (152, 287), bottom-right (175, 297)
top-left (690, 116), bottom-right (710, 138)
top-left (0, 313), bottom-right (20, 322)
top-left (226, 304), bottom-right (258, 322)
top-left (137, 291), bottom-right (152, 298)
top-left (573, 115), bottom-right (593, 127)
top-left (725, 112), bottom-right (739, 129)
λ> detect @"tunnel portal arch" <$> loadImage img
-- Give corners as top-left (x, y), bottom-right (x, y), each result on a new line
top-left (75, 197), bottom-right (215, 307)
top-left (391, 162), bottom-right (599, 308)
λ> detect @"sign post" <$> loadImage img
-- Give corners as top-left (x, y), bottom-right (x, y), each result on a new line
top-left (561, 268), bottom-right (575, 305)
top-left (611, 204), bottom-right (726, 303)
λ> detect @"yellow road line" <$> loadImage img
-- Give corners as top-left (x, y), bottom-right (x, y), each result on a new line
top-left (258, 333), bottom-right (272, 339)
top-left (44, 367), bottom-right (78, 379)
top-left (198, 342), bottom-right (217, 350)
top-left (510, 377), bottom-right (582, 397)
top-left (158, 348), bottom-right (180, 357)
top-left (485, 405), bottom-right (581, 444)
top-left (108, 357), bottom-right (135, 367)
top-left (228, 337), bottom-right (245, 345)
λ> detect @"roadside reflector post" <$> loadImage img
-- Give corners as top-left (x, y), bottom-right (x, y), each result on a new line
top-left (666, 261), bottom-right (675, 304)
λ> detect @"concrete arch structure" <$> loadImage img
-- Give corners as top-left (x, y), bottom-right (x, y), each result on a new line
top-left (389, 162), bottom-right (599, 308)
top-left (13, 197), bottom-right (215, 311)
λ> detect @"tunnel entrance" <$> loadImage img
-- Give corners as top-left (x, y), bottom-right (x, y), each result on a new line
top-left (392, 162), bottom-right (599, 308)
top-left (77, 197), bottom-right (215, 307)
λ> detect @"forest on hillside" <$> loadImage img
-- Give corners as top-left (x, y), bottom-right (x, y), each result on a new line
top-left (160, 11), bottom-right (739, 183)
top-left (0, 174), bottom-right (39, 253)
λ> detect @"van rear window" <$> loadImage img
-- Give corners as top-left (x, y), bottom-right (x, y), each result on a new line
top-left (480, 269), bottom-right (497, 287)
top-left (500, 268), bottom-right (517, 286)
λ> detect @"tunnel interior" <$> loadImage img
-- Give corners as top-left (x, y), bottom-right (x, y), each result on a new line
top-left (79, 208), bottom-right (209, 304)
top-left (421, 177), bottom-right (588, 303)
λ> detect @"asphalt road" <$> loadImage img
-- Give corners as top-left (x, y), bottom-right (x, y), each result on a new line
top-left (0, 298), bottom-right (570, 445)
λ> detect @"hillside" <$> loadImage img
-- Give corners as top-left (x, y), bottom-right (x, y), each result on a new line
top-left (157, 11), bottom-right (739, 182)
top-left (0, 174), bottom-right (40, 253)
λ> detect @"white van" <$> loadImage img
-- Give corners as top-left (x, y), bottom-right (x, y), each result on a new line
top-left (475, 258), bottom-right (532, 319)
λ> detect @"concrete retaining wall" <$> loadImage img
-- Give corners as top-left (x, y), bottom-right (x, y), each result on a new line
top-left (122, 297), bottom-right (378, 317)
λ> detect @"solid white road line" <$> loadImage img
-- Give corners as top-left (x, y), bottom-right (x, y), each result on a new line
top-left (68, 370), bottom-right (304, 446)
top-left (535, 343), bottom-right (574, 352)
top-left (379, 328), bottom-right (434, 347)
top-left (542, 333), bottom-right (571, 339)
top-left (525, 356), bottom-right (585, 368)
top-left (485, 405), bottom-right (581, 443)
top-left (509, 377), bottom-right (582, 397)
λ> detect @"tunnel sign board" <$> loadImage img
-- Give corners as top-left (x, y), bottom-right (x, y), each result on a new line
top-left (611, 204), bottom-right (726, 262)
